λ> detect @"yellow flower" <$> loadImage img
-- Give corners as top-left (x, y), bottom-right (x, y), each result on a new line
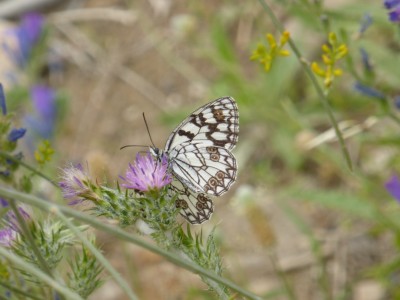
top-left (250, 31), bottom-right (291, 72)
top-left (311, 32), bottom-right (348, 88)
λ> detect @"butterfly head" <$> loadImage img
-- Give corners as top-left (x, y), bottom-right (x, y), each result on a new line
top-left (149, 146), bottom-right (165, 161)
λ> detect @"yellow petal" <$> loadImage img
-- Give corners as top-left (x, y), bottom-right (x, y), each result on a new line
top-left (311, 62), bottom-right (326, 77)
top-left (279, 49), bottom-right (290, 56)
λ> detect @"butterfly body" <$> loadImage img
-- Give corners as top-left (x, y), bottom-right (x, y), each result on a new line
top-left (153, 96), bottom-right (239, 224)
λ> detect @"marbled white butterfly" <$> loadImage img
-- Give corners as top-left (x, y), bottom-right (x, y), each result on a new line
top-left (150, 97), bottom-right (239, 224)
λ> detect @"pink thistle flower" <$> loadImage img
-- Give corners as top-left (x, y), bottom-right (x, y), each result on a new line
top-left (59, 164), bottom-right (97, 205)
top-left (0, 228), bottom-right (17, 247)
top-left (122, 152), bottom-right (172, 192)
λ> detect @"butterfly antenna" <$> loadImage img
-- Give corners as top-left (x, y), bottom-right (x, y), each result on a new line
top-left (120, 144), bottom-right (148, 150)
top-left (142, 112), bottom-right (156, 148)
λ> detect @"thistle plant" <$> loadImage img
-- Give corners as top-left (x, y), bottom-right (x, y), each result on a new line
top-left (59, 151), bottom-right (232, 298)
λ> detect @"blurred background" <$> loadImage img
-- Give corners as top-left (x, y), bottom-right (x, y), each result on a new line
top-left (1, 0), bottom-right (400, 299)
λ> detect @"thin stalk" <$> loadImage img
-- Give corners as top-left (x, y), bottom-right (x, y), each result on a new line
top-left (266, 249), bottom-right (296, 300)
top-left (0, 151), bottom-right (57, 187)
top-left (8, 200), bottom-right (53, 278)
top-left (6, 261), bottom-right (24, 300)
top-left (0, 187), bottom-right (262, 300)
top-left (388, 111), bottom-right (400, 127)
top-left (54, 209), bottom-right (139, 300)
top-left (279, 200), bottom-right (332, 300)
top-left (0, 247), bottom-right (83, 300)
top-left (0, 280), bottom-right (43, 300)
top-left (257, 0), bottom-right (353, 171)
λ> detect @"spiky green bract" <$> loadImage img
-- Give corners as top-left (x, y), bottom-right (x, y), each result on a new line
top-left (92, 185), bottom-right (180, 233)
top-left (12, 219), bottom-right (77, 281)
top-left (67, 243), bottom-right (103, 299)
top-left (172, 225), bottom-right (227, 294)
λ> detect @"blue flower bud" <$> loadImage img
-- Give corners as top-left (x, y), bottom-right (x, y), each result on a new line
top-left (8, 128), bottom-right (27, 142)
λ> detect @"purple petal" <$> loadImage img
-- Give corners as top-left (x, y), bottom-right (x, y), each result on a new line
top-left (0, 83), bottom-right (6, 115)
top-left (8, 128), bottom-right (27, 142)
top-left (385, 175), bottom-right (400, 203)
top-left (384, 0), bottom-right (400, 9)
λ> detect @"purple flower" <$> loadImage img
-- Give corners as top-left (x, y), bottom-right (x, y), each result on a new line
top-left (2, 13), bottom-right (44, 67)
top-left (24, 85), bottom-right (57, 139)
top-left (59, 164), bottom-right (96, 205)
top-left (394, 95), bottom-right (400, 110)
top-left (384, 0), bottom-right (400, 9)
top-left (7, 128), bottom-right (26, 142)
top-left (354, 82), bottom-right (386, 100)
top-left (0, 228), bottom-right (16, 247)
top-left (6, 206), bottom-right (31, 232)
top-left (122, 152), bottom-right (172, 192)
top-left (384, 0), bottom-right (400, 22)
top-left (0, 198), bottom-right (8, 207)
top-left (385, 175), bottom-right (400, 203)
top-left (0, 205), bottom-right (31, 247)
top-left (389, 8), bottom-right (400, 22)
top-left (359, 14), bottom-right (373, 34)
top-left (360, 48), bottom-right (373, 73)
top-left (0, 83), bottom-right (6, 115)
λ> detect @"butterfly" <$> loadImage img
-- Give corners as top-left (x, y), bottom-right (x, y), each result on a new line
top-left (150, 96), bottom-right (239, 224)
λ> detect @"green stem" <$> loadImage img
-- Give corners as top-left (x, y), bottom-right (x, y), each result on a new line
top-left (388, 111), bottom-right (400, 128)
top-left (4, 262), bottom-right (24, 300)
top-left (8, 200), bottom-right (54, 277)
top-left (279, 200), bottom-right (332, 300)
top-left (0, 247), bottom-right (83, 300)
top-left (54, 209), bottom-right (139, 300)
top-left (0, 187), bottom-right (262, 300)
top-left (0, 280), bottom-right (43, 300)
top-left (257, 0), bottom-right (353, 171)
top-left (267, 250), bottom-right (296, 300)
top-left (0, 151), bottom-right (57, 187)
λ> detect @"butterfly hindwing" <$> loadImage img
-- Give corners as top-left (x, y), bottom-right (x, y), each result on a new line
top-left (165, 96), bottom-right (239, 152)
top-left (169, 142), bottom-right (237, 196)
top-left (170, 180), bottom-right (214, 224)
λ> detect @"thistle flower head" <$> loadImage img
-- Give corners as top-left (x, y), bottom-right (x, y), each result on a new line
top-left (121, 152), bottom-right (172, 192)
top-left (0, 204), bottom-right (31, 247)
top-left (0, 228), bottom-right (16, 247)
top-left (59, 164), bottom-right (97, 204)
top-left (5, 206), bottom-right (31, 232)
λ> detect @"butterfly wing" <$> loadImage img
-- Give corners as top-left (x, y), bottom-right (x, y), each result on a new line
top-left (169, 180), bottom-right (214, 224)
top-left (165, 96), bottom-right (239, 152)
top-left (169, 142), bottom-right (237, 196)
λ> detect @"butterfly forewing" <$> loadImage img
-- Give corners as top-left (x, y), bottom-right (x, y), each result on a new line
top-left (169, 180), bottom-right (214, 224)
top-left (165, 96), bottom-right (239, 152)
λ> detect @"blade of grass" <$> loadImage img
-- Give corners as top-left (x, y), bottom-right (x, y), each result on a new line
top-left (0, 187), bottom-right (262, 300)
top-left (0, 280), bottom-right (43, 300)
top-left (257, 0), bottom-right (353, 171)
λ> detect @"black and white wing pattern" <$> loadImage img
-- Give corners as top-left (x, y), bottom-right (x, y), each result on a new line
top-left (165, 96), bottom-right (239, 224)
top-left (170, 180), bottom-right (213, 224)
